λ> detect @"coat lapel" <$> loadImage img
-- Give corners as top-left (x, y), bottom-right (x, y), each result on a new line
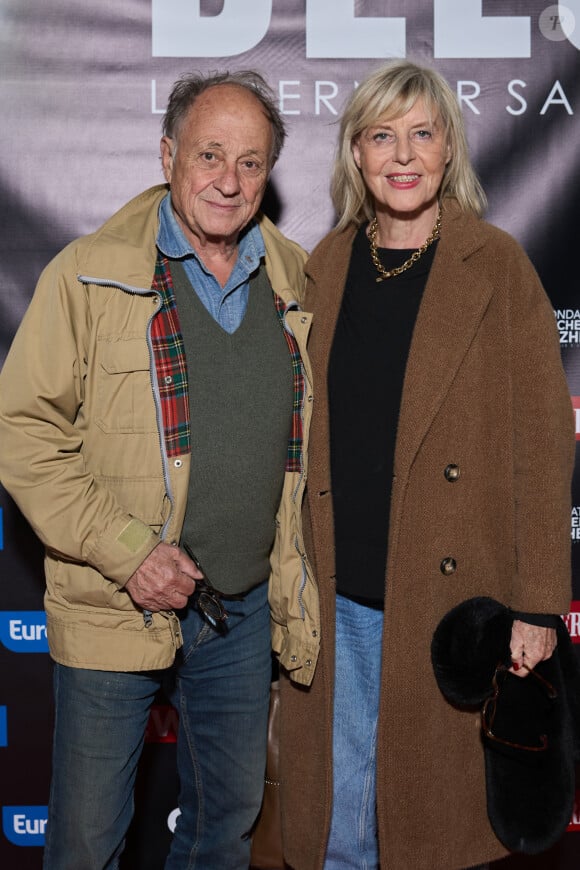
top-left (305, 208), bottom-right (497, 494)
top-left (394, 207), bottom-right (495, 477)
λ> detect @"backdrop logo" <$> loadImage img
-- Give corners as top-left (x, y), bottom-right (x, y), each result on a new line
top-left (0, 706), bottom-right (6, 747)
top-left (541, 4), bottom-right (577, 42)
top-left (2, 807), bottom-right (47, 846)
top-left (0, 612), bottom-right (48, 653)
top-left (571, 398), bottom-right (580, 440)
top-left (562, 602), bottom-right (580, 641)
top-left (555, 309), bottom-right (580, 345)
top-left (572, 507), bottom-right (580, 541)
top-left (145, 705), bottom-right (178, 743)
top-left (151, 0), bottom-right (538, 59)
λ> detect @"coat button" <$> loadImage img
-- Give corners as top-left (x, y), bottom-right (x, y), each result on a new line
top-left (440, 557), bottom-right (457, 575)
top-left (444, 464), bottom-right (460, 482)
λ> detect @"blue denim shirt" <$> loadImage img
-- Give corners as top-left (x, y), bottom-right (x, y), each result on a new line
top-left (156, 192), bottom-right (266, 334)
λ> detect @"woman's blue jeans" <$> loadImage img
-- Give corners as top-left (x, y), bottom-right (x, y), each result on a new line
top-left (324, 593), bottom-right (383, 870)
top-left (324, 595), bottom-right (491, 870)
top-left (42, 580), bottom-right (271, 870)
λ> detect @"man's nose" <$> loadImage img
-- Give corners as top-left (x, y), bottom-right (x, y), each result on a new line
top-left (214, 162), bottom-right (241, 195)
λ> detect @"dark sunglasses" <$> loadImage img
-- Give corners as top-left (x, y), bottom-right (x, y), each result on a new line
top-left (183, 543), bottom-right (244, 633)
top-left (481, 662), bottom-right (557, 752)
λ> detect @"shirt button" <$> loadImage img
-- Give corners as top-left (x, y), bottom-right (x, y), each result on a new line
top-left (290, 654), bottom-right (297, 663)
top-left (301, 316), bottom-right (308, 324)
top-left (174, 459), bottom-right (183, 468)
top-left (164, 375), bottom-right (173, 385)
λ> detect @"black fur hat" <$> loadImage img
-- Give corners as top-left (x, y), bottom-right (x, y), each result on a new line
top-left (431, 596), bottom-right (580, 855)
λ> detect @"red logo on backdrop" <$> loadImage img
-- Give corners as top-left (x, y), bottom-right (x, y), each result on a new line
top-left (563, 609), bottom-right (580, 832)
top-left (568, 789), bottom-right (580, 831)
top-left (562, 602), bottom-right (580, 643)
top-left (571, 397), bottom-right (580, 440)
top-left (144, 704), bottom-right (178, 743)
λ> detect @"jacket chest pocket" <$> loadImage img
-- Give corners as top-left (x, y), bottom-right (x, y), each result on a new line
top-left (95, 339), bottom-right (158, 434)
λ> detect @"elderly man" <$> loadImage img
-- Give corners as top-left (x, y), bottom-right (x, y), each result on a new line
top-left (0, 71), bottom-right (317, 869)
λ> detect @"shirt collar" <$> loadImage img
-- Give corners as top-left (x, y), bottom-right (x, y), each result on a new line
top-left (156, 191), bottom-right (265, 272)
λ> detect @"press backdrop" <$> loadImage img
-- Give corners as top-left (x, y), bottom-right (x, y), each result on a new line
top-left (1, 2), bottom-right (580, 868)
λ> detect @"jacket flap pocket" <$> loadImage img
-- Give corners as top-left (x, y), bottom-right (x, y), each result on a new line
top-left (100, 339), bottom-right (150, 374)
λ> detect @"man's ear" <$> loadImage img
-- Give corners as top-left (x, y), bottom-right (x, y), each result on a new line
top-left (160, 136), bottom-right (174, 183)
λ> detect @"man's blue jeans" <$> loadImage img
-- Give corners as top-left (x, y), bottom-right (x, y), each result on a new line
top-left (42, 580), bottom-right (271, 870)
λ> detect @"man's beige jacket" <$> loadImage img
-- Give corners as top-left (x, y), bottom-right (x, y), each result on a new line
top-left (0, 185), bottom-right (320, 682)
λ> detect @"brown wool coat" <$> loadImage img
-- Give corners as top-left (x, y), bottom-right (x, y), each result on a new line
top-left (278, 200), bottom-right (574, 870)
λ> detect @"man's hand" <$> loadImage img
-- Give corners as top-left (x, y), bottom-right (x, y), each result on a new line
top-left (509, 619), bottom-right (557, 676)
top-left (124, 542), bottom-right (202, 612)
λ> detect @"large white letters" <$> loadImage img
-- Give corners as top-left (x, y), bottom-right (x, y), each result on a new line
top-left (434, 0), bottom-right (530, 58)
top-left (279, 81), bottom-right (301, 116)
top-left (306, 0), bottom-right (404, 58)
top-left (150, 0), bottom-right (579, 59)
top-left (540, 80), bottom-right (573, 114)
top-left (506, 80), bottom-right (527, 116)
top-left (151, 0), bottom-right (271, 57)
top-left (315, 81), bottom-right (339, 115)
top-left (456, 81), bottom-right (481, 115)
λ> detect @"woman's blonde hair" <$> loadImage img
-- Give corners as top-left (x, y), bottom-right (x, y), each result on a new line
top-left (331, 60), bottom-right (487, 229)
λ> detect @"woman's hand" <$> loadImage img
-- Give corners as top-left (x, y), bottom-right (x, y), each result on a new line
top-left (509, 619), bottom-right (557, 677)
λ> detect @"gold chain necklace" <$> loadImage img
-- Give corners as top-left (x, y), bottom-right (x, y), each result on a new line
top-left (368, 208), bottom-right (442, 283)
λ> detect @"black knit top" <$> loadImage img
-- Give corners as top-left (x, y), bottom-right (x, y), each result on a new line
top-left (328, 223), bottom-right (438, 605)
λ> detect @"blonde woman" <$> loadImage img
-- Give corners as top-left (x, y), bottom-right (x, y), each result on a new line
top-left (275, 61), bottom-right (574, 870)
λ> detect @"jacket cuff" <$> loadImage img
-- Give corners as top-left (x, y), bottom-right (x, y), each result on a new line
top-left (86, 516), bottom-right (160, 585)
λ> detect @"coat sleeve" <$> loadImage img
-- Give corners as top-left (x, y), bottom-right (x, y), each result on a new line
top-left (508, 243), bottom-right (574, 614)
top-left (0, 246), bottom-right (159, 584)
